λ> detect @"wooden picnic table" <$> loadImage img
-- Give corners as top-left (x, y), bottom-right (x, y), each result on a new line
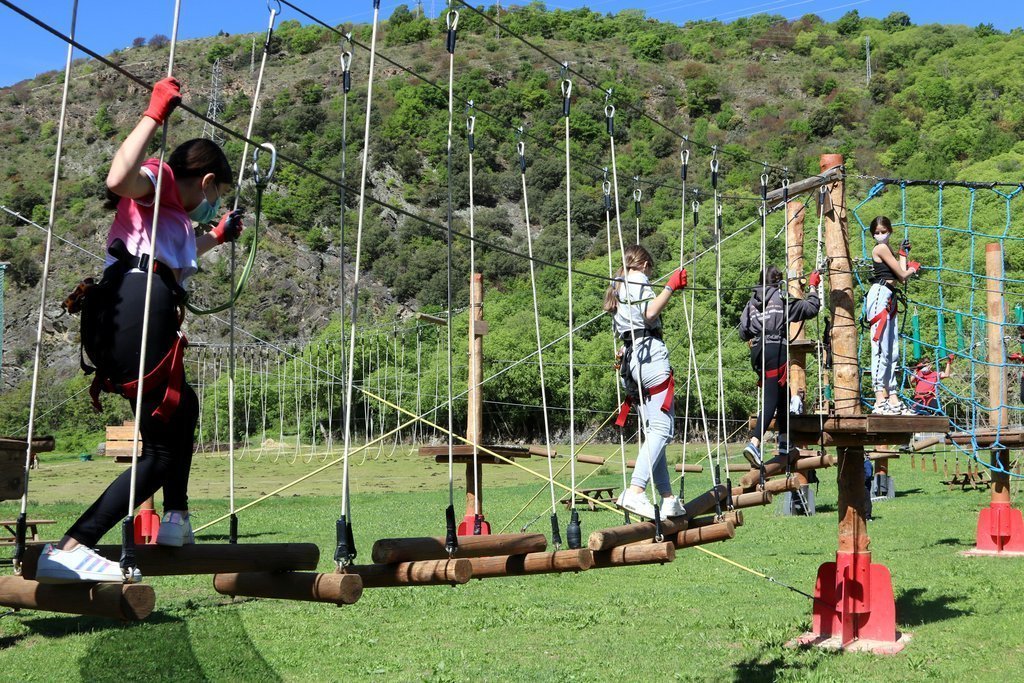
top-left (560, 486), bottom-right (617, 511)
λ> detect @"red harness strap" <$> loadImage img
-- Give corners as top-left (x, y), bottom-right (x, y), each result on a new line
top-left (615, 371), bottom-right (674, 427)
top-left (760, 362), bottom-right (788, 387)
top-left (90, 334), bottom-right (188, 423)
top-left (868, 295), bottom-right (897, 342)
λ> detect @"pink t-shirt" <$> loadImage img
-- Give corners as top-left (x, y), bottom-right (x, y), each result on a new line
top-left (912, 368), bottom-right (939, 397)
top-left (105, 159), bottom-right (197, 284)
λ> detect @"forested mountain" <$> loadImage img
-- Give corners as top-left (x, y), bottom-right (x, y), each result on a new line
top-left (1, 5), bottom-right (1022, 448)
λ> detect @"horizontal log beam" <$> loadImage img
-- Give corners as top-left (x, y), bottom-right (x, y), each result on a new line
top-left (587, 516), bottom-right (686, 551)
top-left (675, 521), bottom-right (735, 548)
top-left (765, 165), bottom-right (843, 203)
top-left (0, 576), bottom-right (154, 621)
top-left (343, 559), bottom-right (472, 588)
top-left (688, 510), bottom-right (744, 528)
top-left (20, 543), bottom-right (320, 580)
top-left (466, 549), bottom-right (594, 579)
top-left (213, 571), bottom-right (363, 605)
top-left (732, 473), bottom-right (808, 498)
top-left (732, 490), bottom-right (773, 509)
top-left (577, 454), bottom-right (605, 465)
top-left (592, 541), bottom-right (675, 568)
top-left (371, 533), bottom-right (547, 564)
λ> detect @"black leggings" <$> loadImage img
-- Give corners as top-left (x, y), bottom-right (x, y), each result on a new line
top-left (68, 270), bottom-right (198, 547)
top-left (751, 342), bottom-right (789, 447)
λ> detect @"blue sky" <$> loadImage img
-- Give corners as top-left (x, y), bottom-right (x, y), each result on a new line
top-left (2, 0), bottom-right (1022, 87)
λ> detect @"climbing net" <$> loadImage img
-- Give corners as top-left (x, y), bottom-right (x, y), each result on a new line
top-left (852, 179), bottom-right (1024, 473)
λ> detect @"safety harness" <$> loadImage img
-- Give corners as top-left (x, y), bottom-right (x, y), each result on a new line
top-left (614, 329), bottom-right (675, 427)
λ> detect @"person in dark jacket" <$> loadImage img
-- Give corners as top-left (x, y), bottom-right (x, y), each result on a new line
top-left (738, 265), bottom-right (821, 467)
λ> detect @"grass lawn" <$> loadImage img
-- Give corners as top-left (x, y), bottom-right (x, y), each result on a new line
top-left (2, 442), bottom-right (1024, 681)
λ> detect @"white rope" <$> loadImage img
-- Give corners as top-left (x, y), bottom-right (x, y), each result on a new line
top-left (711, 150), bottom-right (728, 497)
top-left (125, 1), bottom-right (183, 562)
top-left (562, 74), bottom-right (579, 518)
top-left (466, 107), bottom-right (481, 516)
top-left (517, 136), bottom-right (559, 538)
top-left (443, 6), bottom-right (460, 533)
top-left (604, 179), bottom-right (629, 497)
top-left (338, 0), bottom-right (382, 566)
top-left (16, 0), bottom-right (79, 575)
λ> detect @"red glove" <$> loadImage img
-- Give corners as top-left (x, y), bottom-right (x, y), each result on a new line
top-left (807, 270), bottom-right (821, 287)
top-left (947, 352), bottom-right (956, 361)
top-left (666, 268), bottom-right (687, 292)
top-left (210, 210), bottom-right (244, 244)
top-left (144, 77), bottom-right (182, 125)
top-left (1010, 353), bottom-right (1024, 363)
top-left (907, 261), bottom-right (921, 274)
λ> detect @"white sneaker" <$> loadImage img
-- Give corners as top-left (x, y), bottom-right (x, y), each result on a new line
top-left (616, 490), bottom-right (657, 520)
top-left (742, 442), bottom-right (762, 468)
top-left (872, 403), bottom-right (893, 415)
top-left (660, 496), bottom-right (686, 519)
top-left (157, 511), bottom-right (194, 547)
top-left (35, 543), bottom-right (143, 584)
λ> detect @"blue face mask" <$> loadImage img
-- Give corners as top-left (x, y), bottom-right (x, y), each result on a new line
top-left (188, 188), bottom-right (221, 224)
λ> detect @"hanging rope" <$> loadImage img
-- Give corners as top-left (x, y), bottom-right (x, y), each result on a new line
top-left (121, 0), bottom-right (184, 582)
top-left (604, 174), bottom-right (629, 501)
top-left (14, 0), bottom-right (79, 576)
top-left (336, 0), bottom-right (383, 569)
top-left (517, 133), bottom-right (562, 549)
top-left (465, 103), bottom-right (483, 531)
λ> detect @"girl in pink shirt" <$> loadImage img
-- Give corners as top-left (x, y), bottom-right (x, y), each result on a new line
top-left (38, 77), bottom-right (244, 584)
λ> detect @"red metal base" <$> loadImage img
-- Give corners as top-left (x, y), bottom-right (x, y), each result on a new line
top-left (972, 502), bottom-right (1024, 553)
top-left (133, 508), bottom-right (161, 545)
top-left (810, 551), bottom-right (899, 647)
top-left (457, 514), bottom-right (491, 536)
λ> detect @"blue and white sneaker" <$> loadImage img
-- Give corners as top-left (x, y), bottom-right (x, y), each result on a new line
top-left (157, 511), bottom-right (194, 547)
top-left (742, 442), bottom-right (762, 468)
top-left (35, 544), bottom-right (142, 584)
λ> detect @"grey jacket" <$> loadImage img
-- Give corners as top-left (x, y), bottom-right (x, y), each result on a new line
top-left (738, 284), bottom-right (820, 343)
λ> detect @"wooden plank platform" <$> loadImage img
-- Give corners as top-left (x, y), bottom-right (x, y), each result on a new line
top-left (417, 444), bottom-right (552, 465)
top-left (751, 414), bottom-right (950, 446)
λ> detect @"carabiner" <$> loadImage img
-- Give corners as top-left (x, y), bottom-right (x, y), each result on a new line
top-left (252, 142), bottom-right (277, 186)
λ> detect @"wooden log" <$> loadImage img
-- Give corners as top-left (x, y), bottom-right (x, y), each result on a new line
top-left (986, 243), bottom-right (1012, 506)
top-left (0, 575), bottom-right (154, 621)
top-left (587, 517), bottom-right (687, 551)
top-left (733, 490), bottom-right (773, 509)
top-left (764, 165), bottom-right (843, 203)
top-left (739, 455), bottom-right (791, 489)
top-left (793, 454), bottom-right (835, 471)
top-left (577, 454), bottom-right (605, 465)
top-left (371, 533), bottom-right (547, 564)
top-left (675, 521), bottom-right (735, 548)
top-left (733, 474), bottom-right (807, 497)
top-left (344, 559), bottom-right (472, 588)
top-left (688, 511), bottom-right (744, 528)
top-left (466, 549), bottom-right (594, 579)
top-left (213, 571), bottom-right (363, 605)
top-left (592, 541), bottom-right (675, 568)
top-left (681, 485), bottom-right (728, 520)
top-left (674, 463), bottom-right (704, 473)
top-left (20, 543), bottom-right (320, 580)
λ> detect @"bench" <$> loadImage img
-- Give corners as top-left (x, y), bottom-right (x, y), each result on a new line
top-left (105, 421), bottom-right (143, 464)
top-left (0, 436), bottom-right (55, 500)
top-left (560, 486), bottom-right (617, 511)
top-left (0, 519), bottom-right (57, 545)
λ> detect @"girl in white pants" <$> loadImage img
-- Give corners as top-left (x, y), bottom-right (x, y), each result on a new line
top-left (865, 216), bottom-right (921, 414)
top-left (604, 245), bottom-right (687, 520)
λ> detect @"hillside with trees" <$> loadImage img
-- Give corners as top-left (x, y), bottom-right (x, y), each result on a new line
top-left (1, 5), bottom-right (1022, 449)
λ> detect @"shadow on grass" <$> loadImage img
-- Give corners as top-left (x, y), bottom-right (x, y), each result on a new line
top-left (935, 537), bottom-right (970, 547)
top-left (195, 531), bottom-right (281, 542)
top-left (895, 488), bottom-right (923, 498)
top-left (896, 586), bottom-right (971, 626)
top-left (731, 650), bottom-right (839, 682)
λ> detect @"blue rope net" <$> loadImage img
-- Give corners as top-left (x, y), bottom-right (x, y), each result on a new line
top-left (851, 180), bottom-right (1024, 476)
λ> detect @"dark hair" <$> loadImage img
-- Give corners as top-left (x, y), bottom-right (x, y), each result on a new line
top-left (760, 265), bottom-right (783, 287)
top-left (870, 216), bottom-right (893, 234)
top-left (104, 138), bottom-right (233, 210)
top-left (603, 244), bottom-right (654, 313)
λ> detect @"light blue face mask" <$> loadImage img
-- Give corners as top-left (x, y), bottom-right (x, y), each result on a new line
top-left (188, 188), bottom-right (221, 224)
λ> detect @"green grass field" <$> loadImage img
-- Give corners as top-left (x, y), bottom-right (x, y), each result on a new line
top-left (3, 443), bottom-right (1024, 682)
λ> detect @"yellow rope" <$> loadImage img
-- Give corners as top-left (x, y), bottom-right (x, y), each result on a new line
top-left (692, 545), bottom-right (768, 579)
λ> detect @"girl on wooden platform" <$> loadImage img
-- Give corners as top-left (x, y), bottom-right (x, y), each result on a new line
top-left (604, 245), bottom-right (687, 520)
top-left (738, 265), bottom-right (820, 467)
top-left (864, 216), bottom-right (921, 415)
top-left (37, 78), bottom-right (243, 584)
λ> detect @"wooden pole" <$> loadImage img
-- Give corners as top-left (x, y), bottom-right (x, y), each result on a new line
top-left (213, 571), bottom-right (363, 605)
top-left (732, 490), bottom-right (773, 510)
top-left (586, 518), bottom-right (686, 551)
top-left (20, 543), bottom-right (319, 580)
top-left (674, 520), bottom-right (735, 548)
top-left (465, 549), bottom-right (594, 579)
top-left (0, 576), bottom-right (155, 621)
top-left (987, 243), bottom-right (1010, 503)
top-left (465, 273), bottom-right (486, 523)
top-left (681, 485), bottom-right (728, 519)
top-left (343, 559), bottom-right (472, 587)
top-left (787, 200), bottom-right (808, 399)
top-left (592, 541), bottom-right (675, 568)
top-left (371, 533), bottom-right (546, 564)
top-left (689, 510), bottom-right (744, 528)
